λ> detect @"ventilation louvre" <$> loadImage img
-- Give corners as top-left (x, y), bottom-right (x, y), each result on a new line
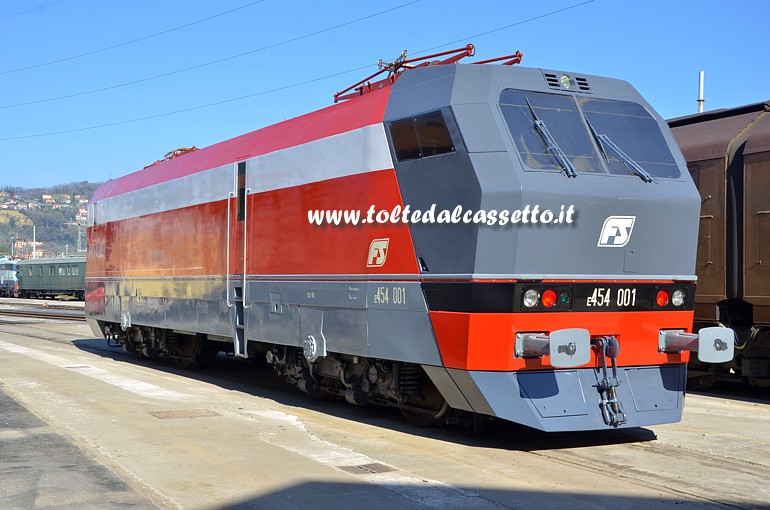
top-left (544, 73), bottom-right (561, 89)
top-left (542, 72), bottom-right (591, 93)
top-left (575, 76), bottom-right (591, 92)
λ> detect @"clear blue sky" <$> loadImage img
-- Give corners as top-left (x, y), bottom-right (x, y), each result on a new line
top-left (0, 0), bottom-right (765, 189)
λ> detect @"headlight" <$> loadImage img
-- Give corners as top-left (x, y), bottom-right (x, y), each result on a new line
top-left (523, 289), bottom-right (539, 308)
top-left (672, 289), bottom-right (685, 307)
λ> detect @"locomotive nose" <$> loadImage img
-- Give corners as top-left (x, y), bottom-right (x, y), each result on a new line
top-left (502, 182), bottom-right (700, 279)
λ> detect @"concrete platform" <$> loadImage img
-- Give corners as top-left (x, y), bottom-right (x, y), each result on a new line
top-left (0, 387), bottom-right (159, 509)
top-left (0, 318), bottom-right (768, 509)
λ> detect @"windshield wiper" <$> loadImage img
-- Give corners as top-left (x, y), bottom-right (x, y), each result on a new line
top-left (525, 98), bottom-right (577, 178)
top-left (585, 118), bottom-right (656, 183)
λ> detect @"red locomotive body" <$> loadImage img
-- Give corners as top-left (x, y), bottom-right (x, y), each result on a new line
top-left (87, 48), bottom-right (732, 431)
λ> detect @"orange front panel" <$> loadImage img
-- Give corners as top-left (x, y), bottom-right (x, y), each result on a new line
top-left (430, 310), bottom-right (693, 371)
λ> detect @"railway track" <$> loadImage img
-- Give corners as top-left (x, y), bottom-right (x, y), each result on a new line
top-left (0, 307), bottom-right (85, 322)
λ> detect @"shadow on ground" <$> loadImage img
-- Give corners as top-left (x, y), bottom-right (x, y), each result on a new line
top-left (212, 480), bottom-right (734, 510)
top-left (71, 337), bottom-right (658, 453)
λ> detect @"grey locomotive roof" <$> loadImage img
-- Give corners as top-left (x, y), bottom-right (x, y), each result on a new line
top-left (385, 63), bottom-right (649, 120)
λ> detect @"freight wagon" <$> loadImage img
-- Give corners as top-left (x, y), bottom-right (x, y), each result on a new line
top-left (670, 101), bottom-right (770, 388)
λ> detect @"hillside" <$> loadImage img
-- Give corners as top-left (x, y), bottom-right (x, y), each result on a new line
top-left (0, 181), bottom-right (101, 257)
top-left (0, 210), bottom-right (33, 229)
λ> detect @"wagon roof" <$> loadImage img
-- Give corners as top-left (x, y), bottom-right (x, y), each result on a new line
top-left (745, 112), bottom-right (770, 156)
top-left (669, 101), bottom-right (770, 162)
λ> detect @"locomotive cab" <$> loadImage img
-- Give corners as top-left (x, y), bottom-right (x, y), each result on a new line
top-left (382, 63), bottom-right (734, 430)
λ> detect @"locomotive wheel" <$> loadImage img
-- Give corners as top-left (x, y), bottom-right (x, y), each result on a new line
top-left (173, 335), bottom-right (217, 369)
top-left (298, 377), bottom-right (333, 401)
top-left (174, 356), bottom-right (197, 369)
top-left (122, 339), bottom-right (137, 355)
top-left (399, 382), bottom-right (449, 427)
top-left (686, 373), bottom-right (718, 391)
top-left (400, 400), bottom-right (449, 427)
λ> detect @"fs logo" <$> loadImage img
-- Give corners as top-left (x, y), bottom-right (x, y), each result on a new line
top-left (597, 216), bottom-right (636, 247)
top-left (367, 238), bottom-right (390, 267)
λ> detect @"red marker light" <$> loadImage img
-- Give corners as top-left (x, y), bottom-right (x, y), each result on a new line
top-left (656, 290), bottom-right (670, 307)
top-left (542, 289), bottom-right (557, 308)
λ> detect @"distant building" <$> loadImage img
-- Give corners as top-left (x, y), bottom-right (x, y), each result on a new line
top-left (14, 239), bottom-right (44, 259)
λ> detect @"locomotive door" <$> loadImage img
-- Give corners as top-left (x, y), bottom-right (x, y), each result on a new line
top-left (228, 160), bottom-right (251, 358)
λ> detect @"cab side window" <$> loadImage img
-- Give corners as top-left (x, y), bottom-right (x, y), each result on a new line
top-left (390, 111), bottom-right (454, 162)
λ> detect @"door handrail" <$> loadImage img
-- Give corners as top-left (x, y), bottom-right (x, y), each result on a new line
top-left (243, 187), bottom-right (252, 309)
top-left (225, 191), bottom-right (234, 308)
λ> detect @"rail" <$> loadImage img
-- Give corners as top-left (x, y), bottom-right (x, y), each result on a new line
top-left (0, 307), bottom-right (86, 322)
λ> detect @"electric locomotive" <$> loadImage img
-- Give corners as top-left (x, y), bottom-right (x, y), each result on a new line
top-left (86, 45), bottom-right (733, 431)
top-left (0, 256), bottom-right (18, 297)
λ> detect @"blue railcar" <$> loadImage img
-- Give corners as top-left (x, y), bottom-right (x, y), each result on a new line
top-left (0, 256), bottom-right (18, 297)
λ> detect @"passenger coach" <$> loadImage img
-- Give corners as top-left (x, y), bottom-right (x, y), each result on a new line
top-left (86, 46), bottom-right (733, 431)
top-left (18, 256), bottom-right (86, 300)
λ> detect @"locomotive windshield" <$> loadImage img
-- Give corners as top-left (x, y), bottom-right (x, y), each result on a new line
top-left (579, 97), bottom-right (679, 179)
top-left (500, 90), bottom-right (603, 174)
top-left (500, 89), bottom-right (680, 179)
